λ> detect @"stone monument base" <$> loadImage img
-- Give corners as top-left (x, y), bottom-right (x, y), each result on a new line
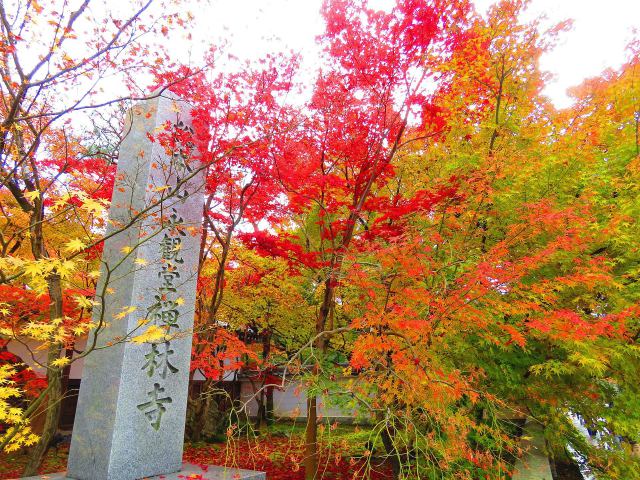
top-left (20, 463), bottom-right (265, 480)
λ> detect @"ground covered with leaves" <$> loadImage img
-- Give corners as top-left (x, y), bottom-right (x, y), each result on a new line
top-left (0, 446), bottom-right (67, 479)
top-left (0, 424), bottom-right (393, 480)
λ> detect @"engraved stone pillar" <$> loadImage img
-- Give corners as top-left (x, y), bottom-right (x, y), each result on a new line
top-left (66, 91), bottom-right (205, 480)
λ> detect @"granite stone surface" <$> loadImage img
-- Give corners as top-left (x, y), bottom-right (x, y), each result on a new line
top-left (66, 92), bottom-right (207, 480)
top-left (512, 419), bottom-right (553, 480)
top-left (19, 463), bottom-right (266, 480)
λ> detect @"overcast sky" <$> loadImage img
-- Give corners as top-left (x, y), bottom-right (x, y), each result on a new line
top-left (173, 0), bottom-right (639, 108)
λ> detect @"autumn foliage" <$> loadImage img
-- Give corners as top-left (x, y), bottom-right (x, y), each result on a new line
top-left (1, 0), bottom-right (640, 479)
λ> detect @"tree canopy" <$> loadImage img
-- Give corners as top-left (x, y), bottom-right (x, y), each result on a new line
top-left (1, 0), bottom-right (639, 479)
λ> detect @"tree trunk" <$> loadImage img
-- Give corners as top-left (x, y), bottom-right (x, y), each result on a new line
top-left (380, 426), bottom-right (401, 480)
top-left (301, 137), bottom-right (391, 479)
top-left (23, 273), bottom-right (65, 476)
top-left (255, 390), bottom-right (267, 431)
top-left (22, 353), bottom-right (63, 476)
top-left (266, 386), bottom-right (274, 425)
top-left (189, 377), bottom-right (213, 442)
top-left (304, 277), bottom-right (333, 479)
top-left (261, 328), bottom-right (274, 425)
top-left (60, 346), bottom-right (73, 397)
top-left (304, 395), bottom-right (318, 480)
top-left (189, 401), bottom-right (204, 443)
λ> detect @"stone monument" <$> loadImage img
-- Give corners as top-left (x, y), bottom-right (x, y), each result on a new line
top-left (23, 92), bottom-right (264, 480)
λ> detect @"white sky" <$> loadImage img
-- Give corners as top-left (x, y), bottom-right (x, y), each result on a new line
top-left (475, 0), bottom-right (640, 107)
top-left (172, 0), bottom-right (640, 108)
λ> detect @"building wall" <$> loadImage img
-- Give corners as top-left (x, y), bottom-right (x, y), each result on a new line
top-left (7, 339), bottom-right (360, 421)
top-left (8, 338), bottom-right (86, 379)
top-left (239, 378), bottom-right (358, 420)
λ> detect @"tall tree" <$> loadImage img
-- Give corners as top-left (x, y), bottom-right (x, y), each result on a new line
top-left (240, 1), bottom-right (473, 477)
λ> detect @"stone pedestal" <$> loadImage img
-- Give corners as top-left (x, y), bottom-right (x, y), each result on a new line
top-left (512, 419), bottom-right (553, 480)
top-left (20, 463), bottom-right (265, 480)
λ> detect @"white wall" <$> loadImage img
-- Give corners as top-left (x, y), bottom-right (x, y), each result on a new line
top-left (239, 378), bottom-right (358, 419)
top-left (7, 337), bottom-right (87, 379)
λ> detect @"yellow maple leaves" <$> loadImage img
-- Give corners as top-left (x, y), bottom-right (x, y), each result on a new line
top-left (50, 357), bottom-right (70, 368)
top-left (50, 189), bottom-right (109, 216)
top-left (81, 197), bottom-right (108, 216)
top-left (114, 305), bottom-right (137, 320)
top-left (21, 321), bottom-right (63, 343)
top-left (73, 294), bottom-right (96, 309)
top-left (0, 256), bottom-right (78, 295)
top-left (30, 0), bottom-right (43, 14)
top-left (9, 316), bottom-right (95, 345)
top-left (23, 190), bottom-right (40, 202)
top-left (64, 238), bottom-right (86, 253)
top-left (131, 325), bottom-right (166, 344)
top-left (0, 365), bottom-right (40, 453)
top-left (25, 259), bottom-right (76, 294)
top-left (88, 269), bottom-right (101, 279)
top-left (72, 323), bottom-right (94, 336)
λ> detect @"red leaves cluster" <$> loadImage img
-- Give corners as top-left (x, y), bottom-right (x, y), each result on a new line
top-left (237, 231), bottom-right (321, 270)
top-left (183, 438), bottom-right (392, 480)
top-left (43, 154), bottom-right (116, 203)
top-left (190, 328), bottom-right (258, 381)
top-left (527, 309), bottom-right (627, 342)
top-left (0, 285), bottom-right (90, 333)
top-left (0, 341), bottom-right (47, 399)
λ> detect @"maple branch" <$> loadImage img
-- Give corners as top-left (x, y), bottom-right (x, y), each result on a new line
top-left (25, 0), bottom-right (147, 89)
